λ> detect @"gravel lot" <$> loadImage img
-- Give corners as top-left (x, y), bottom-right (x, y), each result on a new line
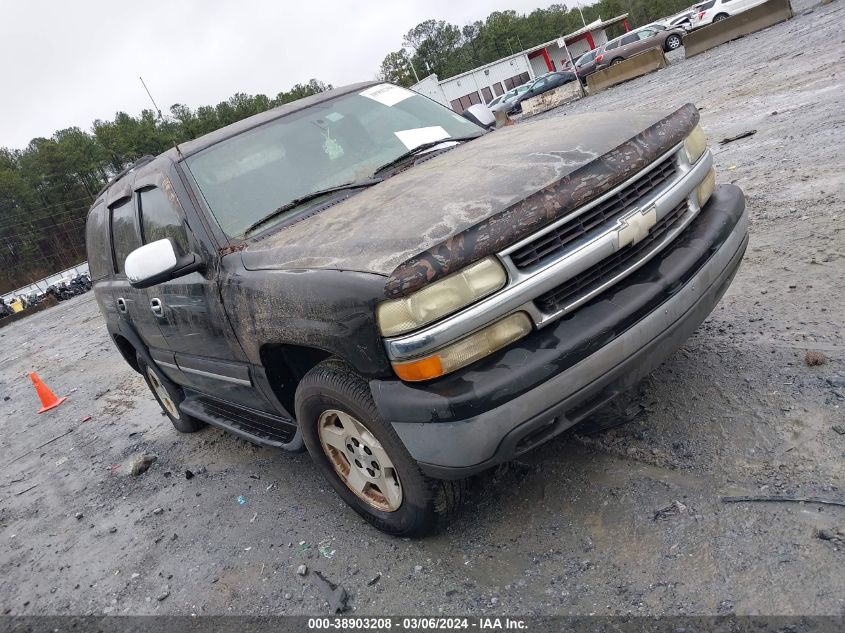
top-left (1, 0), bottom-right (842, 617)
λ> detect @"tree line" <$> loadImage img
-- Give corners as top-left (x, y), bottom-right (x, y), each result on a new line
top-left (377, 0), bottom-right (696, 85)
top-left (0, 80), bottom-right (330, 293)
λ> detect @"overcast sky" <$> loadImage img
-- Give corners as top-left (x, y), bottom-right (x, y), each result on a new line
top-left (0, 0), bottom-right (588, 150)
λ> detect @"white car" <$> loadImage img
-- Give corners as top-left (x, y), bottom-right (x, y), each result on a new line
top-left (691, 0), bottom-right (768, 28)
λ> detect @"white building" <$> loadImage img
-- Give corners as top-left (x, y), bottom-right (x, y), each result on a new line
top-left (412, 15), bottom-right (631, 111)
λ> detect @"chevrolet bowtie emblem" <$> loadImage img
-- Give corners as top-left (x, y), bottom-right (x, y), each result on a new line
top-left (616, 206), bottom-right (657, 249)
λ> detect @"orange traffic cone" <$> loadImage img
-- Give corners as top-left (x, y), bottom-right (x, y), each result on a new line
top-left (29, 372), bottom-right (68, 413)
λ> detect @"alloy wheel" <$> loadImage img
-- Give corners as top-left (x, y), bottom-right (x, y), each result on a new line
top-left (317, 409), bottom-right (402, 512)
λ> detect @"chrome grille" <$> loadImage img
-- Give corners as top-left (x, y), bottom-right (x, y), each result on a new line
top-left (535, 201), bottom-right (689, 314)
top-left (510, 156), bottom-right (678, 269)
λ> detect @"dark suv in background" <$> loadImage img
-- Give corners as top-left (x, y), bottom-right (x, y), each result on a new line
top-left (87, 82), bottom-right (747, 536)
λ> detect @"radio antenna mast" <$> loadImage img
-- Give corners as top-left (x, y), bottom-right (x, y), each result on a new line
top-left (139, 76), bottom-right (163, 119)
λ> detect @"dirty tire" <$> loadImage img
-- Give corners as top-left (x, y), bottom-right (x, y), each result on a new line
top-left (137, 354), bottom-right (206, 433)
top-left (713, 13), bottom-right (728, 22)
top-left (611, 57), bottom-right (624, 65)
top-left (666, 34), bottom-right (682, 50)
top-left (296, 358), bottom-right (463, 536)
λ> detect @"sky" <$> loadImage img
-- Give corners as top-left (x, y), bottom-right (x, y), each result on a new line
top-left (0, 0), bottom-right (587, 151)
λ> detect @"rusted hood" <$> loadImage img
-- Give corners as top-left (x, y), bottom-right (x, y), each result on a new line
top-left (240, 104), bottom-right (699, 296)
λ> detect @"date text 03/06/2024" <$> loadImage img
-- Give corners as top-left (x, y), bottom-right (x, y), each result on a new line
top-left (307, 616), bottom-right (528, 630)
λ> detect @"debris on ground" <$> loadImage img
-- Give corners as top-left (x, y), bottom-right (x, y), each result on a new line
top-left (128, 454), bottom-right (157, 476)
top-left (832, 425), bottom-right (845, 436)
top-left (318, 539), bottom-right (336, 559)
top-left (816, 529), bottom-right (844, 547)
top-left (719, 130), bottom-right (757, 145)
top-left (185, 469), bottom-right (194, 480)
top-left (653, 500), bottom-right (689, 521)
top-left (250, 513), bottom-right (258, 523)
top-left (156, 587), bottom-right (170, 602)
top-left (721, 495), bottom-right (845, 508)
top-left (367, 573), bottom-right (381, 586)
top-left (236, 495), bottom-right (246, 505)
top-left (804, 350), bottom-right (828, 366)
top-left (152, 507), bottom-right (163, 515)
top-left (311, 570), bottom-right (348, 613)
top-left (296, 564), bottom-right (307, 576)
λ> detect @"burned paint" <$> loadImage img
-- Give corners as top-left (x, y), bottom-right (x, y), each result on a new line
top-left (384, 103), bottom-right (700, 298)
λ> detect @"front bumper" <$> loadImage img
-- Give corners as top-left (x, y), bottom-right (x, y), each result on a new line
top-left (370, 184), bottom-right (748, 479)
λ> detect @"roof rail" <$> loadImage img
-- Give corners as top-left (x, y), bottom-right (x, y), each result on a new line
top-left (95, 155), bottom-right (156, 199)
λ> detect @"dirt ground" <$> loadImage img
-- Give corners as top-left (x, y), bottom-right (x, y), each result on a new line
top-left (1, 0), bottom-right (843, 618)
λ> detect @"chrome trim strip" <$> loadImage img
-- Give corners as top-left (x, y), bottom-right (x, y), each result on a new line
top-left (179, 365), bottom-right (252, 386)
top-left (384, 148), bottom-right (713, 361)
top-left (156, 361), bottom-right (180, 371)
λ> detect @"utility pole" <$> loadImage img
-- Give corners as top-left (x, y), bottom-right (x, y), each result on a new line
top-left (408, 58), bottom-right (420, 83)
top-left (575, 1), bottom-right (588, 28)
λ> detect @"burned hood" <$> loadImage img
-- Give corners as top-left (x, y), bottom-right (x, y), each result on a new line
top-left (240, 104), bottom-right (699, 297)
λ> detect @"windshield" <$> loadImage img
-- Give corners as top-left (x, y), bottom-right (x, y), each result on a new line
top-left (185, 85), bottom-right (482, 237)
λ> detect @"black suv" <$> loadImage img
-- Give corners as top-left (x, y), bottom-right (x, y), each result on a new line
top-left (86, 82), bottom-right (748, 536)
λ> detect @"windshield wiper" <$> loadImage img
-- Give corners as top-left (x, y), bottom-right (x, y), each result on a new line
top-left (370, 134), bottom-right (482, 177)
top-left (243, 179), bottom-right (383, 236)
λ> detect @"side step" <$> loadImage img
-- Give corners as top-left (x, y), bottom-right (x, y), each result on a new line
top-left (180, 395), bottom-right (297, 447)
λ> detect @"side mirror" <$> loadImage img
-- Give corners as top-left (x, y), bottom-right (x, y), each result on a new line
top-left (125, 238), bottom-right (203, 289)
top-left (461, 103), bottom-right (496, 130)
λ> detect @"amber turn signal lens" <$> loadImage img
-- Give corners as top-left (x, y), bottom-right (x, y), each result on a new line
top-left (392, 356), bottom-right (445, 382)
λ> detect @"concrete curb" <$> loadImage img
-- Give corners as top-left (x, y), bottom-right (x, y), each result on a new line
top-left (586, 48), bottom-right (669, 94)
top-left (684, 0), bottom-right (794, 58)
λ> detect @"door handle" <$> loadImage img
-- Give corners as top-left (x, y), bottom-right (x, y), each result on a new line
top-left (116, 297), bottom-right (127, 313)
top-left (150, 298), bottom-right (164, 318)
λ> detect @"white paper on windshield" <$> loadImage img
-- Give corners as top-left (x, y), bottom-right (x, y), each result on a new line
top-left (394, 126), bottom-right (450, 151)
top-left (359, 84), bottom-right (414, 107)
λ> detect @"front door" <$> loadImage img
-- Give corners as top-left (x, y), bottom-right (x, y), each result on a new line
top-left (135, 179), bottom-right (277, 413)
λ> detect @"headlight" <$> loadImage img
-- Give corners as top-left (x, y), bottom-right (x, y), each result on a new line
top-left (391, 312), bottom-right (532, 381)
top-left (377, 257), bottom-right (506, 337)
top-left (697, 167), bottom-right (716, 208)
top-left (684, 125), bottom-right (707, 164)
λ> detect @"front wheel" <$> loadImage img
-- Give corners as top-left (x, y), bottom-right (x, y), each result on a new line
top-left (296, 359), bottom-right (464, 536)
top-left (665, 34), bottom-right (682, 50)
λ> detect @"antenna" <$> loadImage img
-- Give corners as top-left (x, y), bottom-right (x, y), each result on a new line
top-left (139, 76), bottom-right (163, 119)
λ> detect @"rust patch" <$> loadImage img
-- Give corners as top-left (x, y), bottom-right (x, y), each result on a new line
top-left (219, 243), bottom-right (248, 256)
top-left (384, 103), bottom-right (700, 299)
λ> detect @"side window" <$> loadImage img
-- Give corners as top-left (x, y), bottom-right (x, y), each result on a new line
top-left (621, 34), bottom-right (639, 46)
top-left (138, 186), bottom-right (189, 254)
top-left (605, 40), bottom-right (620, 50)
top-left (85, 202), bottom-right (112, 280)
top-left (638, 29), bottom-right (656, 40)
top-left (110, 198), bottom-right (141, 275)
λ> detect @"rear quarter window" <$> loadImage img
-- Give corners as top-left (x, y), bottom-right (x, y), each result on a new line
top-left (85, 202), bottom-right (112, 280)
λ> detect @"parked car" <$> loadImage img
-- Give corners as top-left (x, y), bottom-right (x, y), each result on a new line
top-left (595, 24), bottom-right (686, 70)
top-left (508, 71), bottom-right (577, 113)
top-left (574, 49), bottom-right (600, 81)
top-left (690, 0), bottom-right (768, 28)
top-left (490, 83), bottom-right (531, 113)
top-left (86, 81), bottom-right (747, 536)
top-left (486, 93), bottom-right (505, 108)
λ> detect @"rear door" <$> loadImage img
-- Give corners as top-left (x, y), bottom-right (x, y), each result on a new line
top-left (109, 194), bottom-right (170, 353)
